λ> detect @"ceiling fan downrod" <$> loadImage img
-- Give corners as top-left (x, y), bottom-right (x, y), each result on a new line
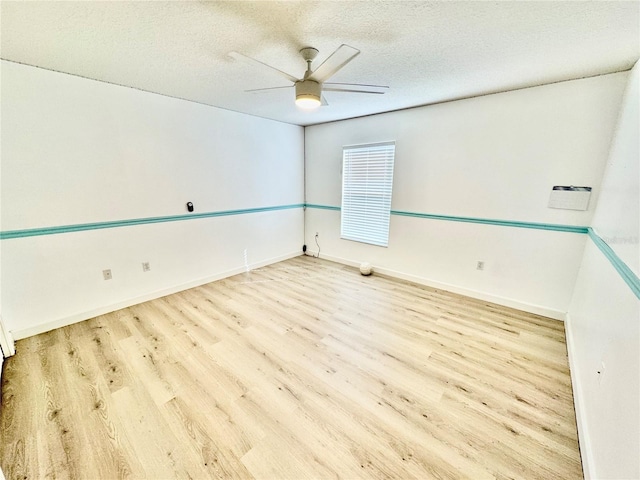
top-left (296, 47), bottom-right (321, 108)
top-left (299, 47), bottom-right (319, 80)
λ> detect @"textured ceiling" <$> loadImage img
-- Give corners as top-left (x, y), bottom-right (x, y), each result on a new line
top-left (1, 1), bottom-right (639, 126)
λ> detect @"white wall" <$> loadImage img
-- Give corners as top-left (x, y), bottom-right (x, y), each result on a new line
top-left (591, 74), bottom-right (640, 278)
top-left (305, 73), bottom-right (628, 317)
top-left (567, 61), bottom-right (639, 480)
top-left (0, 61), bottom-right (304, 338)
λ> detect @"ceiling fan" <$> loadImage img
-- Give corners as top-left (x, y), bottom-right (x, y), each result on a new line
top-left (229, 44), bottom-right (388, 109)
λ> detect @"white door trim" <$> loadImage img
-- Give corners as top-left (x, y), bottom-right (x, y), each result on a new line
top-left (0, 315), bottom-right (15, 357)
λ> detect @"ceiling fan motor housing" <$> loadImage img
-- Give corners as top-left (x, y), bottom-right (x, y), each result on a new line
top-left (295, 79), bottom-right (322, 107)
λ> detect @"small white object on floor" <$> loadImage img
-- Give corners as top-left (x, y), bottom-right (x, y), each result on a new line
top-left (360, 262), bottom-right (373, 276)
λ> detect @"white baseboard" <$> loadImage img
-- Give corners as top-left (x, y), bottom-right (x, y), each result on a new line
top-left (313, 252), bottom-right (566, 321)
top-left (11, 251), bottom-right (302, 341)
top-left (564, 313), bottom-right (593, 479)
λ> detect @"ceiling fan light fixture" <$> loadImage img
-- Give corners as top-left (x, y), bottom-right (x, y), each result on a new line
top-left (295, 80), bottom-right (321, 109)
top-left (296, 94), bottom-right (321, 109)
top-left (232, 45), bottom-right (387, 112)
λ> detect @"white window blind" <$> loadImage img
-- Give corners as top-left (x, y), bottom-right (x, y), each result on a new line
top-left (341, 141), bottom-right (395, 247)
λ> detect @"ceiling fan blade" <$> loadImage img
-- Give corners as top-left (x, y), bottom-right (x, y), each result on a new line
top-left (324, 82), bottom-right (389, 94)
top-left (308, 44), bottom-right (360, 83)
top-left (229, 51), bottom-right (299, 84)
top-left (323, 87), bottom-right (386, 95)
top-left (245, 86), bottom-right (293, 93)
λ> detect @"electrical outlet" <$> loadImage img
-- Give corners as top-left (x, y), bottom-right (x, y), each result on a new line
top-left (103, 269), bottom-right (112, 280)
top-left (476, 261), bottom-right (484, 271)
top-left (142, 262), bottom-right (150, 272)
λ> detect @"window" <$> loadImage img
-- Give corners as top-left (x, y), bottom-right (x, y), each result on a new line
top-left (341, 142), bottom-right (395, 247)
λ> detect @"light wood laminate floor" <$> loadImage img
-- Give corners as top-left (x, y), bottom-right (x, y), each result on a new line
top-left (1, 256), bottom-right (582, 479)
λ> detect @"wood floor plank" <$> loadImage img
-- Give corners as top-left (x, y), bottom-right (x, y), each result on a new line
top-left (160, 396), bottom-right (254, 479)
top-left (109, 385), bottom-right (193, 479)
top-left (1, 256), bottom-right (583, 479)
